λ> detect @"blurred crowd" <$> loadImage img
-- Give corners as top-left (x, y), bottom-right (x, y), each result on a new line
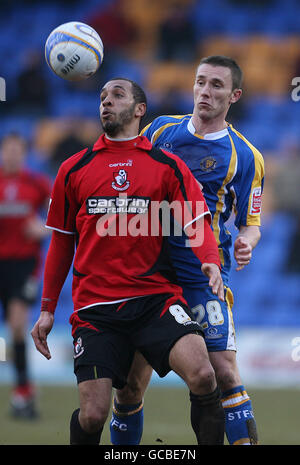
top-left (0, 0), bottom-right (299, 323)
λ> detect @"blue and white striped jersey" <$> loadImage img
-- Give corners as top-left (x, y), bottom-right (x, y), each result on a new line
top-left (141, 114), bottom-right (264, 285)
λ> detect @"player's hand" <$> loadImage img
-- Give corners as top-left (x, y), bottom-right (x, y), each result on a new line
top-left (31, 311), bottom-right (54, 360)
top-left (234, 236), bottom-right (252, 271)
top-left (24, 216), bottom-right (49, 240)
top-left (201, 263), bottom-right (224, 301)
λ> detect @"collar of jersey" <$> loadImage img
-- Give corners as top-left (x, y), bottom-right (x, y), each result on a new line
top-left (93, 133), bottom-right (153, 151)
top-left (187, 119), bottom-right (229, 140)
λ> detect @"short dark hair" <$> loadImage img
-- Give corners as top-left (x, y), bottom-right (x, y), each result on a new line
top-left (107, 77), bottom-right (147, 107)
top-left (198, 55), bottom-right (243, 90)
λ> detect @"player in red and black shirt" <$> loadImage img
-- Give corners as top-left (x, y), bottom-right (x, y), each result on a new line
top-left (0, 132), bottom-right (52, 418)
top-left (31, 78), bottom-right (225, 445)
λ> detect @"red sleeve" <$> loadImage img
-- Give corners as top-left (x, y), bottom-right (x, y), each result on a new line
top-left (41, 230), bottom-right (75, 314)
top-left (46, 163), bottom-right (79, 234)
top-left (188, 215), bottom-right (221, 269)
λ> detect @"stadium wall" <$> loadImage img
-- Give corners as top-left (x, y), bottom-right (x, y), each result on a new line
top-left (1, 326), bottom-right (300, 389)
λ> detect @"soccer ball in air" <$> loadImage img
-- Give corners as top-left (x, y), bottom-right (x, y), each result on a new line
top-left (45, 21), bottom-right (104, 81)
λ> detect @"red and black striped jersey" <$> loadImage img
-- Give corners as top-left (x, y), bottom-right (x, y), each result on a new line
top-left (46, 134), bottom-right (220, 311)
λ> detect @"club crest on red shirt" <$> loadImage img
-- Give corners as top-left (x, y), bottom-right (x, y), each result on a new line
top-left (112, 169), bottom-right (130, 191)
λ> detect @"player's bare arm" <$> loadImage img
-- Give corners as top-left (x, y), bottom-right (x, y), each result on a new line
top-left (31, 230), bottom-right (75, 359)
top-left (234, 225), bottom-right (261, 271)
top-left (24, 216), bottom-right (51, 240)
top-left (31, 311), bottom-right (54, 360)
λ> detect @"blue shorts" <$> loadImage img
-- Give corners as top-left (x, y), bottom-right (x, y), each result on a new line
top-left (181, 284), bottom-right (236, 352)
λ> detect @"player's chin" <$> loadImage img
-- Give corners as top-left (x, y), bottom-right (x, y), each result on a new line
top-left (198, 107), bottom-right (214, 119)
top-left (102, 120), bottom-right (121, 138)
top-left (101, 115), bottom-right (114, 125)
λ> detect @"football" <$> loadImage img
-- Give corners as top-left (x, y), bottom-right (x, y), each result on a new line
top-left (45, 21), bottom-right (104, 81)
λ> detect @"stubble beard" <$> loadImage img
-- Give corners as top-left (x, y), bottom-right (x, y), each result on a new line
top-left (102, 104), bottom-right (136, 138)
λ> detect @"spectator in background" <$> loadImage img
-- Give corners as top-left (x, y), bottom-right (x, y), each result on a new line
top-left (156, 4), bottom-right (198, 62)
top-left (14, 50), bottom-right (48, 116)
top-left (88, 0), bottom-right (136, 51)
top-left (49, 131), bottom-right (86, 176)
top-left (144, 86), bottom-right (184, 125)
top-left (0, 133), bottom-right (52, 419)
top-left (86, 0), bottom-right (137, 81)
top-left (46, 119), bottom-right (100, 175)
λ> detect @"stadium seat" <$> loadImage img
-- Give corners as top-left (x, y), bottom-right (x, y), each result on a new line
top-left (146, 62), bottom-right (196, 94)
top-left (201, 36), bottom-right (243, 62)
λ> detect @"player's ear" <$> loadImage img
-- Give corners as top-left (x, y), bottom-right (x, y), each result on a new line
top-left (135, 103), bottom-right (146, 118)
top-left (230, 88), bottom-right (242, 104)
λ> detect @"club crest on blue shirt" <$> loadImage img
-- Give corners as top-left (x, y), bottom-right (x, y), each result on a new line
top-left (160, 142), bottom-right (173, 151)
top-left (112, 169), bottom-right (130, 191)
top-left (199, 156), bottom-right (217, 172)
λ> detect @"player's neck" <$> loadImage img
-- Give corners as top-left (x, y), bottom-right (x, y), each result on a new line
top-left (105, 134), bottom-right (138, 142)
top-left (191, 114), bottom-right (227, 137)
top-left (105, 121), bottom-right (140, 141)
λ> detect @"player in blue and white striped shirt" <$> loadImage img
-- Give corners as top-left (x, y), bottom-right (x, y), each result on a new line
top-left (110, 56), bottom-right (264, 446)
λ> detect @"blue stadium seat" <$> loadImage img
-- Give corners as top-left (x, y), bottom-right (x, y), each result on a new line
top-left (0, 116), bottom-right (36, 141)
top-left (49, 90), bottom-right (99, 118)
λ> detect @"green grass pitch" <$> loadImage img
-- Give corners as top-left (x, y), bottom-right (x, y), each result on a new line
top-left (0, 385), bottom-right (298, 445)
